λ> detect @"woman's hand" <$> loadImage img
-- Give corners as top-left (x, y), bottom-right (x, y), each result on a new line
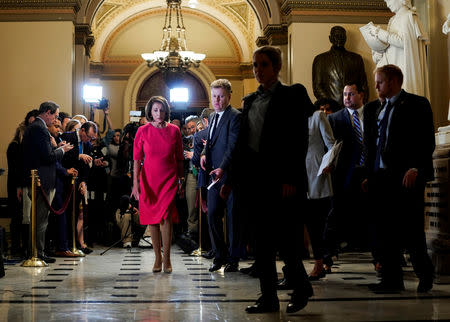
top-left (131, 183), bottom-right (140, 201)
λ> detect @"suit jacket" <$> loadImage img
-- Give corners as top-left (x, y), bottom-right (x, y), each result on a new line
top-left (364, 90), bottom-right (435, 183)
top-left (306, 110), bottom-right (335, 199)
top-left (204, 105), bottom-right (241, 180)
top-left (233, 82), bottom-right (311, 191)
top-left (60, 131), bottom-right (93, 183)
top-left (22, 118), bottom-right (64, 192)
top-left (328, 107), bottom-right (364, 190)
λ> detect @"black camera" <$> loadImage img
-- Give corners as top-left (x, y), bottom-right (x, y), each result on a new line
top-left (98, 97), bottom-right (109, 110)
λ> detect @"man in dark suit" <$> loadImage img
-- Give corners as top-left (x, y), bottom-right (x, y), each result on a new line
top-left (327, 82), bottom-right (368, 251)
top-left (60, 121), bottom-right (99, 254)
top-left (232, 46), bottom-right (313, 314)
top-left (22, 101), bottom-right (73, 263)
top-left (200, 79), bottom-right (242, 272)
top-left (363, 64), bottom-right (435, 293)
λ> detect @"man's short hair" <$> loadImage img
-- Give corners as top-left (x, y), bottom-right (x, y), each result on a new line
top-left (253, 46), bottom-right (282, 69)
top-left (185, 115), bottom-right (200, 125)
top-left (200, 108), bottom-right (214, 120)
top-left (344, 82), bottom-right (364, 93)
top-left (210, 79), bottom-right (232, 93)
top-left (39, 101), bottom-right (59, 115)
top-left (81, 121), bottom-right (98, 134)
top-left (58, 112), bottom-right (70, 123)
top-left (375, 64), bottom-right (404, 86)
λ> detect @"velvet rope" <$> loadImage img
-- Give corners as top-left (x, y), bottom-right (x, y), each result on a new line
top-left (38, 182), bottom-right (75, 215)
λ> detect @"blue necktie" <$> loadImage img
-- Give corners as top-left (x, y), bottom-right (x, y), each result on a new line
top-left (374, 101), bottom-right (393, 172)
top-left (352, 110), bottom-right (364, 166)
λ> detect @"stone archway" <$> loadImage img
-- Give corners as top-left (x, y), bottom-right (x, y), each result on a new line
top-left (122, 62), bottom-right (216, 126)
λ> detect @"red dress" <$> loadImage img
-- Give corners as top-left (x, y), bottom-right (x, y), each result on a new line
top-left (133, 123), bottom-right (183, 225)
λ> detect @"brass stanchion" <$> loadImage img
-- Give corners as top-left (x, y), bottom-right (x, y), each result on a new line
top-left (191, 190), bottom-right (204, 256)
top-left (71, 177), bottom-right (85, 257)
top-left (22, 170), bottom-right (48, 267)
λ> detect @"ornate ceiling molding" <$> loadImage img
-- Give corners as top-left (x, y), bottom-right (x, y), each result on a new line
top-left (100, 8), bottom-right (243, 64)
top-left (281, 0), bottom-right (388, 14)
top-left (256, 23), bottom-right (288, 46)
top-left (75, 24), bottom-right (95, 57)
top-left (0, 0), bottom-right (81, 21)
top-left (281, 0), bottom-right (392, 24)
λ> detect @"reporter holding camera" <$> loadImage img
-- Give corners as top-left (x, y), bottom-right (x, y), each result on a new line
top-left (131, 96), bottom-right (184, 274)
top-left (115, 195), bottom-right (140, 248)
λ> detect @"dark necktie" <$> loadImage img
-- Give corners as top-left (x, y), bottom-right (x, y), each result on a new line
top-left (374, 101), bottom-right (393, 172)
top-left (352, 110), bottom-right (364, 166)
top-left (210, 113), bottom-right (220, 139)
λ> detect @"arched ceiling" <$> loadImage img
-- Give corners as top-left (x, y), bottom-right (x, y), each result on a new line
top-left (89, 0), bottom-right (263, 64)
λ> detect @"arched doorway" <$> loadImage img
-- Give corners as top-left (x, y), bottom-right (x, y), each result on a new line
top-left (136, 70), bottom-right (209, 121)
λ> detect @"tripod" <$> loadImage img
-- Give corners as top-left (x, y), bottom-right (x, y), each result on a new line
top-left (100, 212), bottom-right (133, 255)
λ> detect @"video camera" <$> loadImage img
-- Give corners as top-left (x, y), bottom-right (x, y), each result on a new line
top-left (97, 97), bottom-right (109, 110)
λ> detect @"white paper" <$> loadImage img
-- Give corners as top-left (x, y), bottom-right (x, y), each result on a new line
top-left (317, 141), bottom-right (343, 176)
top-left (207, 178), bottom-right (219, 190)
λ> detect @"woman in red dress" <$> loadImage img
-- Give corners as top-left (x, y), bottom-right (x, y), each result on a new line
top-left (131, 96), bottom-right (184, 273)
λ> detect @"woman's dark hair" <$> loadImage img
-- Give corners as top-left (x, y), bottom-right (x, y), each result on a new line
top-left (313, 98), bottom-right (340, 113)
top-left (24, 109), bottom-right (39, 126)
top-left (145, 96), bottom-right (171, 122)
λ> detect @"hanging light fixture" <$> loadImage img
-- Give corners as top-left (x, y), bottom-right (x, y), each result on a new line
top-left (141, 0), bottom-right (205, 76)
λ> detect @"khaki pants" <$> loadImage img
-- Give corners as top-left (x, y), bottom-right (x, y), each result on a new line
top-left (115, 210), bottom-right (140, 243)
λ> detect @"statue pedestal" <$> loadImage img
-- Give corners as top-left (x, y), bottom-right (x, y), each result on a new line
top-left (436, 125), bottom-right (450, 145)
top-left (425, 144), bottom-right (450, 283)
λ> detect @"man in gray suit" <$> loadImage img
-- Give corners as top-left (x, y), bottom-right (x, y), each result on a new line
top-left (200, 79), bottom-right (242, 272)
top-left (22, 101), bottom-right (73, 263)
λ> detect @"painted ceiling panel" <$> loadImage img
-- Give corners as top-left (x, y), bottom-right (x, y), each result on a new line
top-left (107, 15), bottom-right (234, 58)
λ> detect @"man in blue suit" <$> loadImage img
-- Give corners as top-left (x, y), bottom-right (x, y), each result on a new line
top-left (200, 79), bottom-right (242, 272)
top-left (327, 82), bottom-right (368, 251)
top-left (22, 101), bottom-right (73, 263)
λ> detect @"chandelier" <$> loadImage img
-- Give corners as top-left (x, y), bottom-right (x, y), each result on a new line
top-left (141, 0), bottom-right (206, 75)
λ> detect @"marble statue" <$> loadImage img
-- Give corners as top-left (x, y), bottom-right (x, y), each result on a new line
top-left (361, 0), bottom-right (429, 98)
top-left (313, 26), bottom-right (369, 106)
top-left (443, 14), bottom-right (450, 35)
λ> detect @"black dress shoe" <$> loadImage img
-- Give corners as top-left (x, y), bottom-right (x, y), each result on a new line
top-left (224, 262), bottom-right (238, 272)
top-left (277, 278), bottom-right (294, 290)
top-left (368, 281), bottom-right (405, 293)
top-left (417, 278), bottom-right (433, 293)
top-left (39, 255), bottom-right (56, 263)
top-left (80, 247), bottom-right (93, 254)
top-left (245, 297), bottom-right (279, 314)
top-left (209, 262), bottom-right (223, 272)
top-left (286, 293), bottom-right (309, 313)
top-left (308, 270), bottom-right (326, 281)
top-left (201, 250), bottom-right (215, 259)
top-left (239, 265), bottom-right (254, 274)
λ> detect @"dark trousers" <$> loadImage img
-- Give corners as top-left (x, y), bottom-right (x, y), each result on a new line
top-left (207, 183), bottom-right (243, 263)
top-left (8, 193), bottom-right (24, 254)
top-left (370, 170), bottom-right (433, 283)
top-left (331, 167), bottom-right (369, 250)
top-left (52, 188), bottom-right (69, 252)
top-left (256, 194), bottom-right (312, 299)
top-left (305, 197), bottom-right (331, 260)
top-left (29, 187), bottom-right (54, 257)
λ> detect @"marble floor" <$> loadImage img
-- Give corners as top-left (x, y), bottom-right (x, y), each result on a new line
top-left (1, 246), bottom-right (450, 321)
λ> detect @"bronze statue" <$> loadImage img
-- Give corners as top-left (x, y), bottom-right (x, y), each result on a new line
top-left (313, 26), bottom-right (369, 106)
